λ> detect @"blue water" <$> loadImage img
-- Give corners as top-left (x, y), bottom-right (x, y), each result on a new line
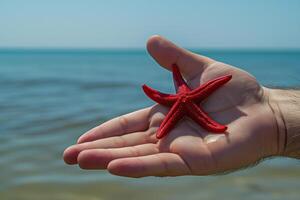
top-left (0, 49), bottom-right (300, 200)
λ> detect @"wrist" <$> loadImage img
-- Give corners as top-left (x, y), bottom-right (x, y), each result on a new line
top-left (268, 88), bottom-right (300, 158)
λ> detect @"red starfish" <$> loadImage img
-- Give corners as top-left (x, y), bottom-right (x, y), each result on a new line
top-left (142, 64), bottom-right (232, 139)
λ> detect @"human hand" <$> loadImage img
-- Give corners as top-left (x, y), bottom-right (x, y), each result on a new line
top-left (63, 35), bottom-right (280, 177)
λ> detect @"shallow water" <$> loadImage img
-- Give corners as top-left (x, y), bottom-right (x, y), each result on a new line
top-left (0, 49), bottom-right (300, 200)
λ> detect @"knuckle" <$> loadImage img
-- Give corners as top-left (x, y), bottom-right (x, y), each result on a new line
top-left (113, 136), bottom-right (127, 147)
top-left (118, 116), bottom-right (129, 134)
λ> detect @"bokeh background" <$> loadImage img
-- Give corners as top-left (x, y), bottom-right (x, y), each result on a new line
top-left (0, 1), bottom-right (300, 200)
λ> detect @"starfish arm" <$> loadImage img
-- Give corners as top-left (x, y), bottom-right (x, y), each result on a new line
top-left (156, 100), bottom-right (184, 139)
top-left (185, 102), bottom-right (227, 133)
top-left (172, 64), bottom-right (191, 93)
top-left (142, 84), bottom-right (178, 106)
top-left (188, 75), bottom-right (232, 101)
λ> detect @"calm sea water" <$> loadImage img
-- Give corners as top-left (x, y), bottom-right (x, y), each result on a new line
top-left (0, 49), bottom-right (300, 200)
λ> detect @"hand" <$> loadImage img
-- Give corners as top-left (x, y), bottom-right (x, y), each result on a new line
top-left (63, 35), bottom-right (279, 177)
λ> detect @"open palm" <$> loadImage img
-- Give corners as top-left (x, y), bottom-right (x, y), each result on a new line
top-left (63, 36), bottom-right (278, 177)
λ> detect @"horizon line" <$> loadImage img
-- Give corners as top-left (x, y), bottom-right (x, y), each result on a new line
top-left (0, 47), bottom-right (300, 52)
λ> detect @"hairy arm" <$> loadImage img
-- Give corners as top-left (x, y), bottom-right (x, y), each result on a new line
top-left (269, 89), bottom-right (300, 159)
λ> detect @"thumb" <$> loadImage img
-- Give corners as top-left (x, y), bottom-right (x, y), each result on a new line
top-left (146, 35), bottom-right (215, 80)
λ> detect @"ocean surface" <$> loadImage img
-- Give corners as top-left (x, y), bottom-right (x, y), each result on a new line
top-left (0, 49), bottom-right (300, 200)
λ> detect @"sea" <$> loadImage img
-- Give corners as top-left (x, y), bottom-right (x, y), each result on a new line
top-left (0, 49), bottom-right (300, 200)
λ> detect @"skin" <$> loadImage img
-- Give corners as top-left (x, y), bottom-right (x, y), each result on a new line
top-left (63, 35), bottom-right (282, 178)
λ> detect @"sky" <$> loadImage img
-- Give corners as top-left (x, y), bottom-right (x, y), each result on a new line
top-left (0, 0), bottom-right (300, 49)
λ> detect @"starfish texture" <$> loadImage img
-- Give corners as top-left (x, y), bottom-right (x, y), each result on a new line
top-left (142, 64), bottom-right (232, 139)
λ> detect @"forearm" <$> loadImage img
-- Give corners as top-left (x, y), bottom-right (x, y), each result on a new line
top-left (268, 88), bottom-right (300, 159)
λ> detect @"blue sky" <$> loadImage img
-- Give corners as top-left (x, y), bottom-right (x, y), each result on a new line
top-left (0, 0), bottom-right (299, 49)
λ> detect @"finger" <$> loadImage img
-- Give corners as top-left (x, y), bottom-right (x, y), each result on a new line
top-left (63, 130), bottom-right (158, 165)
top-left (146, 35), bottom-right (215, 80)
top-left (77, 144), bottom-right (159, 169)
top-left (77, 107), bottom-right (151, 144)
top-left (107, 153), bottom-right (191, 177)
